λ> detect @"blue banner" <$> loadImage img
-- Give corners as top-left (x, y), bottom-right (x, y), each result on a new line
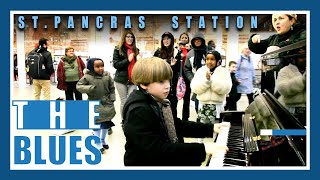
top-left (12, 100), bottom-right (101, 129)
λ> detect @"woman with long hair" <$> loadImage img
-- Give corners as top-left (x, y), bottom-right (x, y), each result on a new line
top-left (154, 32), bottom-right (179, 119)
top-left (113, 30), bottom-right (139, 122)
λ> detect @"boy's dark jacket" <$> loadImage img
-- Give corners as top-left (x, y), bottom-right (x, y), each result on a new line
top-left (122, 89), bottom-right (214, 166)
top-left (230, 72), bottom-right (239, 96)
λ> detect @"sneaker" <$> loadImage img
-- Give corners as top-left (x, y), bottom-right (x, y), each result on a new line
top-left (100, 147), bottom-right (105, 154)
top-left (108, 128), bottom-right (113, 135)
top-left (103, 144), bottom-right (109, 149)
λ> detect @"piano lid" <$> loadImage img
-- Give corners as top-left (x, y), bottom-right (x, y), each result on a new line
top-left (251, 90), bottom-right (306, 166)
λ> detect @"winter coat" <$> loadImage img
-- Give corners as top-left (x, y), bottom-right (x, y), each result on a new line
top-left (153, 47), bottom-right (180, 77)
top-left (29, 47), bottom-right (54, 80)
top-left (261, 70), bottom-right (277, 94)
top-left (248, 23), bottom-right (306, 55)
top-left (113, 45), bottom-right (139, 84)
top-left (229, 72), bottom-right (239, 96)
top-left (122, 89), bottom-right (214, 166)
top-left (57, 56), bottom-right (86, 91)
top-left (276, 64), bottom-right (306, 107)
top-left (191, 66), bottom-right (232, 104)
top-left (76, 70), bottom-right (116, 123)
top-left (184, 32), bottom-right (207, 81)
top-left (235, 55), bottom-right (256, 94)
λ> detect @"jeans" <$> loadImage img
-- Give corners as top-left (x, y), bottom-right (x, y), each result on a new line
top-left (115, 82), bottom-right (137, 118)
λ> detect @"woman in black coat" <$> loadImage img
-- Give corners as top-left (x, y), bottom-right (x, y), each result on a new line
top-left (113, 30), bottom-right (139, 120)
top-left (248, 14), bottom-right (306, 94)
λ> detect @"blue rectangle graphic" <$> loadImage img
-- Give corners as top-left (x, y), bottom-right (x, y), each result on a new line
top-left (272, 129), bottom-right (306, 136)
top-left (12, 100), bottom-right (102, 129)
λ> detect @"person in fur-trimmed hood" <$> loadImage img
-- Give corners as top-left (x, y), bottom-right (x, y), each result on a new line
top-left (191, 50), bottom-right (232, 125)
top-left (276, 48), bottom-right (306, 125)
top-left (76, 58), bottom-right (116, 152)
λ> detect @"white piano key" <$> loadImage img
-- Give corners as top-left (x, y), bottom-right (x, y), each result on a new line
top-left (209, 124), bottom-right (230, 167)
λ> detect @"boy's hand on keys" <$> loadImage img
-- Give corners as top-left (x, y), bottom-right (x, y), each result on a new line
top-left (213, 122), bottom-right (230, 134)
top-left (204, 142), bottom-right (229, 156)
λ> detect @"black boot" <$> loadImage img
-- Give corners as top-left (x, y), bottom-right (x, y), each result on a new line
top-left (103, 144), bottom-right (109, 149)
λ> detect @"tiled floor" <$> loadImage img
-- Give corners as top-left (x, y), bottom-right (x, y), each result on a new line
top-left (11, 81), bottom-right (250, 168)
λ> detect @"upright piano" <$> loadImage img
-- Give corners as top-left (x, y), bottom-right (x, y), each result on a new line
top-left (208, 40), bottom-right (307, 167)
top-left (209, 90), bottom-right (306, 167)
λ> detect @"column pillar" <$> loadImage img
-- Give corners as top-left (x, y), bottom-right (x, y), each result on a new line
top-left (16, 28), bottom-right (27, 88)
top-left (226, 16), bottom-right (239, 64)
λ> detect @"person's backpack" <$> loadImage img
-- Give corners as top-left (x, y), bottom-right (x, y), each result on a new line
top-left (176, 60), bottom-right (186, 100)
top-left (26, 50), bottom-right (45, 78)
top-left (238, 55), bottom-right (250, 70)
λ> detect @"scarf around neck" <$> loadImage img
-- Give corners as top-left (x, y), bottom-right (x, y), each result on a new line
top-left (151, 95), bottom-right (178, 143)
top-left (124, 42), bottom-right (135, 82)
top-left (63, 55), bottom-right (77, 68)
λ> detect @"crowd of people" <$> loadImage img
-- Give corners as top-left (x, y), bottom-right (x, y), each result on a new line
top-left (15, 13), bottom-right (306, 166)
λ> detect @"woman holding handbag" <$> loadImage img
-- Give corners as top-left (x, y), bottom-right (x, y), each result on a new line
top-left (175, 32), bottom-right (191, 121)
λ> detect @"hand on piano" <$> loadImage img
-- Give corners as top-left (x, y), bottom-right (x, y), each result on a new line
top-left (204, 142), bottom-right (229, 156)
top-left (213, 122), bottom-right (231, 134)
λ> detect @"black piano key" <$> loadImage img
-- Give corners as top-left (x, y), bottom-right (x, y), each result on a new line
top-left (227, 143), bottom-right (243, 147)
top-left (223, 158), bottom-right (247, 166)
top-left (225, 153), bottom-right (245, 160)
top-left (226, 150), bottom-right (246, 156)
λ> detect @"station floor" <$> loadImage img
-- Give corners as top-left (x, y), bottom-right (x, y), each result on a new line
top-left (11, 81), bottom-right (250, 168)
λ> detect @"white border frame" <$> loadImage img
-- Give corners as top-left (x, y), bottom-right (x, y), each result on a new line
top-left (10, 10), bottom-right (310, 170)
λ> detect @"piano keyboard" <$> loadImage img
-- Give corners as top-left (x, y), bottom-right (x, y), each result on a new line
top-left (209, 122), bottom-right (248, 167)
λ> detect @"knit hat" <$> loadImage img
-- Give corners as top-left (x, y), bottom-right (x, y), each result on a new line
top-left (86, 58), bottom-right (104, 73)
top-left (161, 32), bottom-right (174, 41)
top-left (207, 50), bottom-right (222, 61)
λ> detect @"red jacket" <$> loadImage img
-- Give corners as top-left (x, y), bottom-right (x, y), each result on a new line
top-left (57, 56), bottom-right (86, 90)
